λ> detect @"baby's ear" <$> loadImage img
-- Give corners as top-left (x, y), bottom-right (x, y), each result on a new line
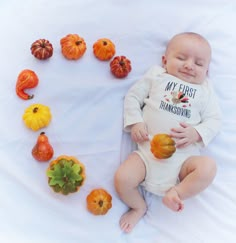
top-left (162, 55), bottom-right (167, 67)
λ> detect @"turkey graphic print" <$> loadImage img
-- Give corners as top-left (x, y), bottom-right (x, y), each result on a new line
top-left (159, 81), bottom-right (197, 119)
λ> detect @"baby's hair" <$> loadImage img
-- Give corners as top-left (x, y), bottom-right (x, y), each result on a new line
top-left (165, 32), bottom-right (211, 56)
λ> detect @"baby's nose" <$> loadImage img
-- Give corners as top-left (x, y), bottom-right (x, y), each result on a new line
top-left (184, 60), bottom-right (194, 70)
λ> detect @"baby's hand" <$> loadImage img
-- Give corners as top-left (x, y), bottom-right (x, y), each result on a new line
top-left (130, 122), bottom-right (149, 143)
top-left (170, 122), bottom-right (202, 148)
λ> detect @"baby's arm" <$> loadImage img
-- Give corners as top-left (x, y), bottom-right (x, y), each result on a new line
top-left (130, 122), bottom-right (149, 143)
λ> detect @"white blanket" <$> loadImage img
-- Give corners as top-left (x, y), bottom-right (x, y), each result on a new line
top-left (1, 1), bottom-right (236, 242)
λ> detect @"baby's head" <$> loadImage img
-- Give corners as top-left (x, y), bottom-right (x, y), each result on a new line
top-left (162, 32), bottom-right (211, 84)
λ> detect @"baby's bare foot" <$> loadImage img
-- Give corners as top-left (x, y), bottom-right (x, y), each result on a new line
top-left (162, 187), bottom-right (184, 212)
top-left (120, 208), bottom-right (146, 233)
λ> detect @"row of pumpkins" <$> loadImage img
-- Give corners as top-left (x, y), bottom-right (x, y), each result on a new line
top-left (16, 34), bottom-right (177, 216)
top-left (16, 34), bottom-right (132, 100)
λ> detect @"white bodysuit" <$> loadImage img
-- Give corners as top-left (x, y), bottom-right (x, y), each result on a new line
top-left (124, 66), bottom-right (221, 196)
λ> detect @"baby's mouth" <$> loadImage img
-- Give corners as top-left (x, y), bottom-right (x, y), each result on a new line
top-left (179, 71), bottom-right (195, 77)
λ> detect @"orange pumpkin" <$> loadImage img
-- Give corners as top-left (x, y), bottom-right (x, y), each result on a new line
top-left (93, 38), bottom-right (115, 61)
top-left (86, 188), bottom-right (112, 215)
top-left (110, 55), bottom-right (132, 78)
top-left (150, 134), bottom-right (176, 159)
top-left (60, 34), bottom-right (87, 60)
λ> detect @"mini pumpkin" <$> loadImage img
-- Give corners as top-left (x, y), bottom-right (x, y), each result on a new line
top-left (110, 55), bottom-right (132, 78)
top-left (93, 38), bottom-right (115, 61)
top-left (22, 103), bottom-right (52, 131)
top-left (86, 188), bottom-right (112, 215)
top-left (150, 134), bottom-right (176, 159)
top-left (46, 155), bottom-right (86, 195)
top-left (60, 34), bottom-right (87, 60)
top-left (30, 39), bottom-right (53, 60)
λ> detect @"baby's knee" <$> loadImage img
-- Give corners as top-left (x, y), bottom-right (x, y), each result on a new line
top-left (192, 156), bottom-right (217, 181)
top-left (114, 166), bottom-right (130, 193)
top-left (180, 156), bottom-right (217, 181)
top-left (201, 156), bottom-right (217, 178)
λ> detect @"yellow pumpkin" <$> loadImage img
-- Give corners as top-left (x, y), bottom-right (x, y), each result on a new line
top-left (60, 34), bottom-right (87, 60)
top-left (150, 134), bottom-right (176, 159)
top-left (22, 103), bottom-right (52, 131)
top-left (47, 155), bottom-right (86, 195)
top-left (93, 38), bottom-right (115, 61)
top-left (86, 188), bottom-right (112, 215)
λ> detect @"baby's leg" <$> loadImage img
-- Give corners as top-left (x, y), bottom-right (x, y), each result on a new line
top-left (163, 155), bottom-right (216, 211)
top-left (114, 152), bottom-right (146, 233)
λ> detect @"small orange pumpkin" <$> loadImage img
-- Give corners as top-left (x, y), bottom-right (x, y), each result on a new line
top-left (150, 134), bottom-right (176, 159)
top-left (110, 55), bottom-right (132, 78)
top-left (31, 39), bottom-right (53, 60)
top-left (93, 38), bottom-right (115, 61)
top-left (60, 34), bottom-right (87, 60)
top-left (86, 188), bottom-right (112, 215)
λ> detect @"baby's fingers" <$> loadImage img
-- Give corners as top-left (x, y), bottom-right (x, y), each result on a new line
top-left (139, 130), bottom-right (149, 141)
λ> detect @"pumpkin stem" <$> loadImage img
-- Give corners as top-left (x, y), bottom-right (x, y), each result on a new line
top-left (98, 200), bottom-right (103, 207)
top-left (33, 107), bottom-right (39, 113)
top-left (75, 41), bottom-right (82, 45)
top-left (119, 61), bottom-right (125, 66)
top-left (103, 41), bottom-right (107, 46)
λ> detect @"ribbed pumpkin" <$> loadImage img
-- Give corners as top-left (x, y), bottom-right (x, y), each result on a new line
top-left (22, 103), bottom-right (52, 131)
top-left (60, 34), bottom-right (87, 60)
top-left (86, 188), bottom-right (112, 215)
top-left (46, 155), bottom-right (86, 195)
top-left (30, 39), bottom-right (53, 60)
top-left (110, 55), bottom-right (132, 78)
top-left (93, 38), bottom-right (115, 61)
top-left (150, 134), bottom-right (176, 159)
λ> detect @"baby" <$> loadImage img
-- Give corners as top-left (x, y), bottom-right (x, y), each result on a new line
top-left (114, 32), bottom-right (221, 233)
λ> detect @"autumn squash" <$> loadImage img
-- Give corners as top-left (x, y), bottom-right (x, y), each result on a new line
top-left (93, 38), bottom-right (115, 61)
top-left (22, 103), bottom-right (52, 131)
top-left (150, 134), bottom-right (176, 159)
top-left (16, 69), bottom-right (39, 100)
top-left (32, 132), bottom-right (54, 162)
top-left (86, 188), bottom-right (112, 215)
top-left (30, 39), bottom-right (53, 60)
top-left (60, 34), bottom-right (87, 60)
top-left (110, 56), bottom-right (132, 78)
top-left (46, 155), bottom-right (86, 195)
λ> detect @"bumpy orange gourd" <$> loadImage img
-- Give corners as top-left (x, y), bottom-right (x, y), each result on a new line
top-left (30, 39), bottom-right (53, 60)
top-left (93, 38), bottom-right (115, 61)
top-left (110, 55), bottom-right (132, 78)
top-left (16, 69), bottom-right (39, 100)
top-left (150, 134), bottom-right (176, 159)
top-left (60, 34), bottom-right (87, 60)
top-left (32, 132), bottom-right (54, 162)
top-left (86, 188), bottom-right (112, 215)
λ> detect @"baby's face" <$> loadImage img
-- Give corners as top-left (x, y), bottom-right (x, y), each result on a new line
top-left (162, 35), bottom-right (211, 84)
